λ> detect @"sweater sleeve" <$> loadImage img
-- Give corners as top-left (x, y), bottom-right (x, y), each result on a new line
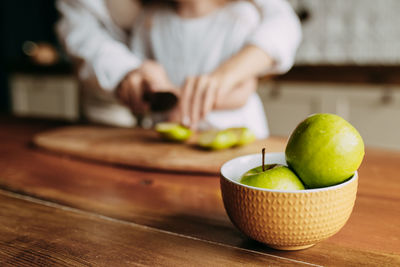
top-left (56, 0), bottom-right (142, 92)
top-left (247, 0), bottom-right (302, 74)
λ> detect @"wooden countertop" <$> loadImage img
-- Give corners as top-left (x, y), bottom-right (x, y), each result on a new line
top-left (1, 117), bottom-right (399, 266)
top-left (271, 65), bottom-right (400, 85)
top-left (11, 63), bottom-right (400, 85)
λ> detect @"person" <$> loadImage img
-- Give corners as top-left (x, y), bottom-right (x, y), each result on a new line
top-left (56, 0), bottom-right (301, 138)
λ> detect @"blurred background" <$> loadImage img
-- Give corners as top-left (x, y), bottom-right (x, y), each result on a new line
top-left (0, 0), bottom-right (399, 149)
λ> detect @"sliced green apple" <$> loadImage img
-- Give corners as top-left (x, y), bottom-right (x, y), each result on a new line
top-left (155, 122), bottom-right (192, 142)
top-left (197, 130), bottom-right (238, 150)
top-left (227, 127), bottom-right (256, 146)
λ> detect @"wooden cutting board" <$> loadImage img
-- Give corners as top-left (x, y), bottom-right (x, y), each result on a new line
top-left (33, 126), bottom-right (287, 174)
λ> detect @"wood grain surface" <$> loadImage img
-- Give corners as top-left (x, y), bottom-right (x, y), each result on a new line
top-left (0, 190), bottom-right (310, 267)
top-left (1, 117), bottom-right (400, 266)
top-left (33, 126), bottom-right (286, 174)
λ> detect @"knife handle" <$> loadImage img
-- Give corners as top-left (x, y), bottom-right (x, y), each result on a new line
top-left (143, 91), bottom-right (179, 112)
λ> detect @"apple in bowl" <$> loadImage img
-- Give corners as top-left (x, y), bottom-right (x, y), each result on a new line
top-left (220, 152), bottom-right (358, 250)
top-left (220, 113), bottom-right (363, 250)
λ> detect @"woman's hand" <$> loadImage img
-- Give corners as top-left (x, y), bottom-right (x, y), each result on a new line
top-left (116, 60), bottom-right (176, 114)
top-left (117, 68), bottom-right (148, 115)
top-left (178, 72), bottom-right (257, 129)
top-left (178, 45), bottom-right (273, 129)
top-left (179, 73), bottom-right (226, 129)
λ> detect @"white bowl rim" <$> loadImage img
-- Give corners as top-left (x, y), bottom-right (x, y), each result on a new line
top-left (221, 152), bottom-right (358, 193)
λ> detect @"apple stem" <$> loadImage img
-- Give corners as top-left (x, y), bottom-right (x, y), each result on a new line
top-left (262, 148), bottom-right (265, 172)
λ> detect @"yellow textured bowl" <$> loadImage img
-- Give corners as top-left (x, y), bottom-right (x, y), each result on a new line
top-left (220, 153), bottom-right (358, 250)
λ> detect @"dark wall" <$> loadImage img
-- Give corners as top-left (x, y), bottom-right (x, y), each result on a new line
top-left (0, 69), bottom-right (8, 113)
top-left (1, 0), bottom-right (59, 64)
top-left (0, 0), bottom-right (59, 113)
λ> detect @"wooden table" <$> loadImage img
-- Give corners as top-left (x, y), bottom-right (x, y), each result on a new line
top-left (0, 117), bottom-right (399, 266)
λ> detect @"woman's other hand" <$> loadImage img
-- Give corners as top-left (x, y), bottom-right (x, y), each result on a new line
top-left (116, 60), bottom-right (176, 114)
top-left (117, 68), bottom-right (148, 115)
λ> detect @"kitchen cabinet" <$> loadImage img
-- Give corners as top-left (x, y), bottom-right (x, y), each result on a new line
top-left (337, 87), bottom-right (400, 150)
top-left (259, 81), bottom-right (400, 150)
top-left (258, 83), bottom-right (320, 137)
top-left (11, 74), bottom-right (79, 121)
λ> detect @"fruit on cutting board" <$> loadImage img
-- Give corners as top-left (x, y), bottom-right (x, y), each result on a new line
top-left (155, 122), bottom-right (192, 142)
top-left (198, 130), bottom-right (238, 150)
top-left (285, 113), bottom-right (364, 188)
top-left (227, 127), bottom-right (256, 146)
top-left (240, 148), bottom-right (304, 190)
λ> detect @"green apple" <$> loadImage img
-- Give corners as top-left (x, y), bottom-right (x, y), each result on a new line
top-left (240, 164), bottom-right (305, 190)
top-left (198, 130), bottom-right (238, 150)
top-left (227, 127), bottom-right (256, 146)
top-left (155, 122), bottom-right (192, 142)
top-left (285, 113), bottom-right (364, 188)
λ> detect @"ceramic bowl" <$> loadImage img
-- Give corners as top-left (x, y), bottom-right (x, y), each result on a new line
top-left (220, 152), bottom-right (358, 250)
